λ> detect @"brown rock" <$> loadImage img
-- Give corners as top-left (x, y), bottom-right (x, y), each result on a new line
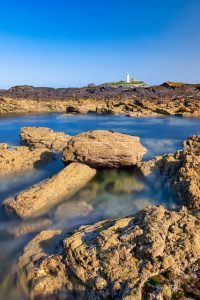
top-left (62, 130), bottom-right (147, 168)
top-left (17, 206), bottom-right (200, 300)
top-left (1, 84), bottom-right (200, 117)
top-left (4, 162), bottom-right (96, 219)
top-left (138, 135), bottom-right (200, 209)
top-left (0, 145), bottom-right (55, 176)
top-left (0, 143), bottom-right (8, 150)
top-left (20, 127), bottom-right (71, 151)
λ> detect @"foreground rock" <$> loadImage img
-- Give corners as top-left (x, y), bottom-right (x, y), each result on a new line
top-left (4, 162), bottom-right (96, 219)
top-left (17, 206), bottom-right (200, 299)
top-left (20, 127), bottom-right (71, 151)
top-left (62, 130), bottom-right (147, 168)
top-left (138, 135), bottom-right (200, 209)
top-left (0, 145), bottom-right (55, 176)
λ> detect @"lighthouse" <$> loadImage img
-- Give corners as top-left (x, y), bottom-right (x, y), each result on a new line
top-left (126, 73), bottom-right (130, 83)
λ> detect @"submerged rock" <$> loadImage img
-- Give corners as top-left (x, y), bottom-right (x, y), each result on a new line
top-left (138, 135), bottom-right (200, 209)
top-left (0, 145), bottom-right (55, 176)
top-left (7, 218), bottom-right (52, 237)
top-left (4, 162), bottom-right (96, 219)
top-left (20, 127), bottom-right (71, 151)
top-left (62, 130), bottom-right (147, 168)
top-left (17, 206), bottom-right (200, 300)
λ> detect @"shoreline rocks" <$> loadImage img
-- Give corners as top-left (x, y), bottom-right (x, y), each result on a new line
top-left (17, 205), bottom-right (200, 300)
top-left (0, 145), bottom-right (55, 176)
top-left (138, 135), bottom-right (200, 209)
top-left (20, 127), bottom-right (71, 151)
top-left (62, 130), bottom-right (147, 168)
top-left (4, 162), bottom-right (96, 219)
top-left (0, 83), bottom-right (200, 117)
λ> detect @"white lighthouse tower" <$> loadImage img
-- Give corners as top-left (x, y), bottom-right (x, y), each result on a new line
top-left (126, 73), bottom-right (130, 83)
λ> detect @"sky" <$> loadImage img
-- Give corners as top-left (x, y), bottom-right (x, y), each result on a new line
top-left (0, 0), bottom-right (199, 88)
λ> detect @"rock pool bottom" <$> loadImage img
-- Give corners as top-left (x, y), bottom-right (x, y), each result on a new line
top-left (0, 113), bottom-right (200, 299)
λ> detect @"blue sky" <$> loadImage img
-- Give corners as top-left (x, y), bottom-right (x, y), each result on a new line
top-left (0, 0), bottom-right (199, 88)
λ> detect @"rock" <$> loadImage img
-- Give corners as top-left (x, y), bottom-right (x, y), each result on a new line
top-left (17, 229), bottom-right (67, 298)
top-left (0, 84), bottom-right (200, 117)
top-left (62, 130), bottom-right (147, 168)
top-left (0, 143), bottom-right (8, 150)
top-left (20, 127), bottom-right (71, 151)
top-left (7, 218), bottom-right (52, 237)
top-left (4, 162), bottom-right (96, 219)
top-left (0, 145), bottom-right (55, 176)
top-left (53, 200), bottom-right (93, 221)
top-left (17, 206), bottom-right (200, 300)
top-left (138, 135), bottom-right (200, 209)
top-left (53, 200), bottom-right (94, 229)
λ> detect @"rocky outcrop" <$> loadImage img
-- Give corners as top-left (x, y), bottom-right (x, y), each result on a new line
top-left (20, 127), bottom-right (71, 151)
top-left (17, 206), bottom-right (200, 300)
top-left (0, 145), bottom-right (55, 176)
top-left (4, 162), bottom-right (96, 219)
top-left (62, 130), bottom-right (147, 168)
top-left (138, 135), bottom-right (200, 209)
top-left (0, 84), bottom-right (200, 117)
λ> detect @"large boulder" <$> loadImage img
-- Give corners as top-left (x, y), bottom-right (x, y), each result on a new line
top-left (138, 135), bottom-right (200, 209)
top-left (0, 145), bottom-right (55, 176)
top-left (17, 206), bottom-right (200, 300)
top-left (20, 127), bottom-right (71, 151)
top-left (62, 130), bottom-right (147, 168)
top-left (4, 162), bottom-right (96, 219)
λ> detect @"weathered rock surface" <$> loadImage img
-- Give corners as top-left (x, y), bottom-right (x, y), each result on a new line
top-left (4, 162), bottom-right (96, 219)
top-left (0, 143), bottom-right (8, 150)
top-left (62, 130), bottom-right (147, 168)
top-left (17, 206), bottom-right (200, 300)
top-left (138, 135), bottom-right (200, 209)
top-left (0, 145), bottom-right (55, 176)
top-left (0, 83), bottom-right (200, 117)
top-left (20, 126), bottom-right (71, 151)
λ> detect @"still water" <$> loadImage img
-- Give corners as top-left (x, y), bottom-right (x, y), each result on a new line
top-left (0, 113), bottom-right (200, 299)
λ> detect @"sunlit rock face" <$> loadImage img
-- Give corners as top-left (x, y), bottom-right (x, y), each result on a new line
top-left (17, 206), bottom-right (200, 300)
top-left (20, 127), bottom-right (71, 151)
top-left (0, 145), bottom-right (55, 176)
top-left (62, 130), bottom-right (147, 168)
top-left (138, 135), bottom-right (200, 209)
top-left (1, 83), bottom-right (200, 117)
top-left (4, 163), bottom-right (96, 219)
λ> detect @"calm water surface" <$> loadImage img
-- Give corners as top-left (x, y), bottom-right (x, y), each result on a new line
top-left (0, 113), bottom-right (200, 299)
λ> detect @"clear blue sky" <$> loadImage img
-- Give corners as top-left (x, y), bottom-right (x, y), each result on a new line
top-left (0, 0), bottom-right (199, 88)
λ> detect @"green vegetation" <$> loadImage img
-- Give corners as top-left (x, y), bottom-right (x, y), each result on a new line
top-left (109, 80), bottom-right (144, 86)
top-left (163, 81), bottom-right (200, 88)
top-left (148, 275), bottom-right (161, 286)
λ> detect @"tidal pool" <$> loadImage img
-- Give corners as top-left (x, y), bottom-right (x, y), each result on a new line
top-left (0, 113), bottom-right (200, 299)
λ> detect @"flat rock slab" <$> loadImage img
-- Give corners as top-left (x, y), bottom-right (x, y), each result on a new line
top-left (62, 130), bottom-right (147, 168)
top-left (0, 145), bottom-right (55, 176)
top-left (4, 162), bottom-right (96, 219)
top-left (20, 126), bottom-right (71, 151)
top-left (17, 206), bottom-right (200, 300)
